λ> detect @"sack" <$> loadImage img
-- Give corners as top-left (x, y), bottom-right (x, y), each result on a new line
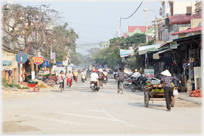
top-left (173, 89), bottom-right (178, 96)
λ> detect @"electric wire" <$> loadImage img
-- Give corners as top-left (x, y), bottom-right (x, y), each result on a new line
top-left (121, 1), bottom-right (143, 19)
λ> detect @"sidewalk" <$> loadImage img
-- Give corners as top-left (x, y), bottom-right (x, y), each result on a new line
top-left (178, 92), bottom-right (203, 105)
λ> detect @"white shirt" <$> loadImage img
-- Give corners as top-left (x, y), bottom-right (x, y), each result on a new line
top-left (132, 72), bottom-right (141, 77)
top-left (90, 73), bottom-right (98, 81)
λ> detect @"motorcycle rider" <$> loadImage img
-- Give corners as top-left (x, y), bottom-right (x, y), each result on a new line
top-left (103, 69), bottom-right (108, 82)
top-left (98, 68), bottom-right (104, 87)
top-left (58, 71), bottom-right (66, 90)
top-left (115, 68), bottom-right (125, 93)
top-left (73, 69), bottom-right (79, 82)
top-left (66, 71), bottom-right (73, 86)
top-left (81, 69), bottom-right (86, 82)
top-left (132, 69), bottom-right (141, 77)
top-left (90, 69), bottom-right (99, 88)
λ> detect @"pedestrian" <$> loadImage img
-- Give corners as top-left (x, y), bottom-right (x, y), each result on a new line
top-left (161, 70), bottom-right (181, 111)
top-left (115, 68), bottom-right (125, 93)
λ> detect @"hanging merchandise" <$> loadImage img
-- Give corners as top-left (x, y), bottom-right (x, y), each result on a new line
top-left (8, 70), bottom-right (12, 76)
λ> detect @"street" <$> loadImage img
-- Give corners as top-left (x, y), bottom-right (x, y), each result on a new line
top-left (2, 75), bottom-right (202, 135)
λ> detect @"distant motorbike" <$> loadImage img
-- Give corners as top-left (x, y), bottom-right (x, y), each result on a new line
top-left (81, 74), bottom-right (86, 82)
top-left (67, 77), bottom-right (72, 87)
top-left (74, 75), bottom-right (78, 83)
top-left (91, 81), bottom-right (99, 92)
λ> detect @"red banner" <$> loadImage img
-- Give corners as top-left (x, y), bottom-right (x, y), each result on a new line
top-left (32, 56), bottom-right (44, 65)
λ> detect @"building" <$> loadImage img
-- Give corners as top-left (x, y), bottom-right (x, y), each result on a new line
top-left (195, 1), bottom-right (202, 14)
top-left (125, 26), bottom-right (155, 38)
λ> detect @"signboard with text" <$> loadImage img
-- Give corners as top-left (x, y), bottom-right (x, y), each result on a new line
top-left (144, 69), bottom-right (154, 78)
top-left (32, 56), bottom-right (44, 65)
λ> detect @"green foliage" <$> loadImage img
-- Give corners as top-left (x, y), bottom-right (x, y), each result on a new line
top-left (2, 77), bottom-right (8, 84)
top-left (93, 33), bottom-right (146, 69)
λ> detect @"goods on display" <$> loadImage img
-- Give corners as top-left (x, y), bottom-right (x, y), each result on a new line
top-left (189, 89), bottom-right (202, 97)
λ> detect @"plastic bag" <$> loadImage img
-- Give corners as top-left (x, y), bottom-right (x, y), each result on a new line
top-left (173, 89), bottom-right (178, 96)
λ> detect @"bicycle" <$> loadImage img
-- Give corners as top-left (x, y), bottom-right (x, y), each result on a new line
top-left (59, 79), bottom-right (63, 93)
top-left (119, 82), bottom-right (123, 94)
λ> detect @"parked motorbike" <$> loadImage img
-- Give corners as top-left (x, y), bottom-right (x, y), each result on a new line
top-left (123, 78), bottom-right (132, 88)
top-left (131, 76), bottom-right (148, 92)
top-left (91, 81), bottom-right (99, 92)
top-left (67, 77), bottom-right (72, 87)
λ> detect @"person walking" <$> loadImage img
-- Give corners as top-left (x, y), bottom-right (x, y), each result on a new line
top-left (115, 68), bottom-right (125, 93)
top-left (161, 70), bottom-right (181, 111)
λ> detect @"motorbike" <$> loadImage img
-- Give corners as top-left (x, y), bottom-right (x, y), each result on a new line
top-left (81, 74), bottom-right (86, 82)
top-left (67, 77), bottom-right (72, 87)
top-left (74, 75), bottom-right (78, 83)
top-left (123, 78), bottom-right (132, 88)
top-left (91, 81), bottom-right (99, 92)
top-left (131, 76), bottom-right (148, 92)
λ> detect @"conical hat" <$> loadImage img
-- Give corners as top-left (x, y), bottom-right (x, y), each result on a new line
top-left (161, 70), bottom-right (172, 76)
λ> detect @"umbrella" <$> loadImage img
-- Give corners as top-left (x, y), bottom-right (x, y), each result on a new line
top-left (161, 70), bottom-right (172, 77)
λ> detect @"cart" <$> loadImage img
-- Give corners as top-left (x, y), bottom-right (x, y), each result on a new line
top-left (144, 83), bottom-right (175, 107)
top-left (27, 80), bottom-right (40, 92)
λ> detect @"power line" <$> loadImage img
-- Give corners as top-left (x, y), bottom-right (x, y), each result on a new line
top-left (121, 1), bottom-right (143, 19)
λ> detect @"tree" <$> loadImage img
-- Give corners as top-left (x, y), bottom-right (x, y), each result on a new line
top-left (2, 3), bottom-right (61, 78)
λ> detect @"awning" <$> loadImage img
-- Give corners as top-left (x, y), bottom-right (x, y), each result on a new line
top-left (2, 60), bottom-right (12, 66)
top-left (167, 13), bottom-right (201, 26)
top-left (153, 48), bottom-right (171, 59)
top-left (171, 26), bottom-right (202, 35)
top-left (138, 44), bottom-right (161, 55)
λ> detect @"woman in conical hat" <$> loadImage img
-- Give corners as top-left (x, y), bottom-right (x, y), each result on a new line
top-left (161, 70), bottom-right (181, 111)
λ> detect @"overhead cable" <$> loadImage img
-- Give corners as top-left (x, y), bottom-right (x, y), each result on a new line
top-left (121, 1), bottom-right (143, 19)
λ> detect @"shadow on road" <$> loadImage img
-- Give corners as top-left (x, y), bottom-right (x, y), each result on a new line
top-left (128, 102), bottom-right (166, 111)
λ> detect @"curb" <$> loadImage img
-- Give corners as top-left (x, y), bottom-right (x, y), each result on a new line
top-left (178, 96), bottom-right (202, 105)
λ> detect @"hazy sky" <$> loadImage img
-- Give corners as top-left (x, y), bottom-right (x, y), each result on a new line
top-left (9, 0), bottom-right (161, 55)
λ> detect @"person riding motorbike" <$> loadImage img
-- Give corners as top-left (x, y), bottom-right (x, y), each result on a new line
top-left (103, 69), bottom-right (108, 82)
top-left (81, 69), bottom-right (87, 82)
top-left (98, 68), bottom-right (105, 87)
top-left (66, 71), bottom-right (73, 86)
top-left (73, 70), bottom-right (79, 82)
top-left (90, 69), bottom-right (99, 88)
top-left (58, 71), bottom-right (66, 90)
top-left (132, 69), bottom-right (141, 77)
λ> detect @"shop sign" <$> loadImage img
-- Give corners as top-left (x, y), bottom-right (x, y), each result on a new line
top-left (144, 69), bottom-right (154, 78)
top-left (62, 58), bottom-right (68, 66)
top-left (32, 56), bottom-right (44, 65)
top-left (120, 50), bottom-right (129, 57)
top-left (52, 53), bottom-right (56, 60)
top-left (179, 34), bottom-right (185, 38)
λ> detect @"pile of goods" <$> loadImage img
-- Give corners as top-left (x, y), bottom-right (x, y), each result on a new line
top-left (151, 88), bottom-right (164, 93)
top-left (35, 79), bottom-right (57, 90)
top-left (189, 89), bottom-right (202, 97)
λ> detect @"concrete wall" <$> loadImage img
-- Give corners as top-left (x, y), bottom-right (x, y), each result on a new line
top-left (173, 1), bottom-right (196, 15)
top-left (191, 18), bottom-right (202, 28)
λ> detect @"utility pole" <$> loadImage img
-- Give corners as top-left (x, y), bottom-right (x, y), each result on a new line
top-left (145, 2), bottom-right (148, 43)
top-left (118, 15), bottom-right (121, 37)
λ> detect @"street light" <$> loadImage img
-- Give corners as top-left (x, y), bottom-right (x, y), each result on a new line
top-left (143, 8), bottom-right (157, 44)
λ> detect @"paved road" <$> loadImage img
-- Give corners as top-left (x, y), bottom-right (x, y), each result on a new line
top-left (2, 75), bottom-right (202, 135)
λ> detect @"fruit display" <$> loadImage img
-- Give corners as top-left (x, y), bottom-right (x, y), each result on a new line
top-left (189, 89), bottom-right (202, 97)
top-left (151, 88), bottom-right (164, 93)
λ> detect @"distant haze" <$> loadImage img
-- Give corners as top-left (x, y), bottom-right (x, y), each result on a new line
top-left (12, 0), bottom-right (161, 55)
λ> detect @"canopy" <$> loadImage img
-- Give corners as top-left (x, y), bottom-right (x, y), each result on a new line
top-left (171, 26), bottom-right (202, 35)
top-left (138, 44), bottom-right (161, 55)
top-left (2, 60), bottom-right (12, 66)
top-left (153, 48), bottom-right (171, 59)
top-left (41, 60), bottom-right (50, 67)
